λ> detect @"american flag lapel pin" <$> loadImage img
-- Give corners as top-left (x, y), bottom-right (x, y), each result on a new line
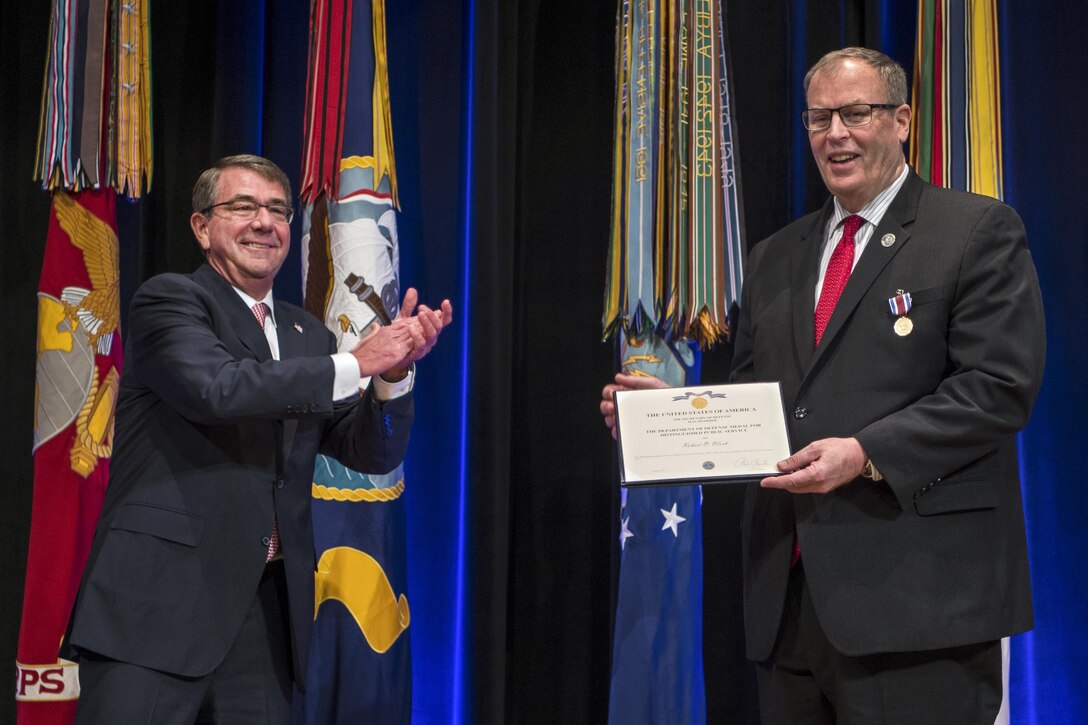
top-left (293, 322), bottom-right (304, 334)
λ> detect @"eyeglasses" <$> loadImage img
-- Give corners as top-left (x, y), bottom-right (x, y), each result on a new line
top-left (801, 103), bottom-right (900, 131)
top-left (202, 198), bottom-right (294, 224)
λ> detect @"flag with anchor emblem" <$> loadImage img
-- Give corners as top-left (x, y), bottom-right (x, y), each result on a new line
top-left (298, 1), bottom-right (413, 721)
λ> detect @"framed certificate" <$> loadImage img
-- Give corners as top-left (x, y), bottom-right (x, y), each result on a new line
top-left (613, 382), bottom-right (791, 487)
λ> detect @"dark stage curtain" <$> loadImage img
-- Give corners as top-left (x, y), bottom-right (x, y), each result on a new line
top-left (3, 1), bottom-right (1085, 723)
top-left (1000, 0), bottom-right (1088, 718)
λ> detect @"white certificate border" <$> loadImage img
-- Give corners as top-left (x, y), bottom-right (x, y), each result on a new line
top-left (614, 382), bottom-right (791, 487)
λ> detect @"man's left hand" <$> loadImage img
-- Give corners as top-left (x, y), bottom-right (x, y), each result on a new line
top-left (760, 437), bottom-right (867, 494)
top-left (383, 288), bottom-right (454, 381)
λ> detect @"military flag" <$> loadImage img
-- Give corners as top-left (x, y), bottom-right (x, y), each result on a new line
top-left (908, 2), bottom-right (1009, 722)
top-left (607, 337), bottom-right (707, 723)
top-left (297, 1), bottom-right (412, 722)
top-left (909, 0), bottom-right (1003, 199)
top-left (603, 1), bottom-right (744, 722)
top-left (16, 1), bottom-right (151, 722)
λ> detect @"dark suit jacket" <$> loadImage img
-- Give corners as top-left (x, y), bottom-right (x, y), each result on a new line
top-left (68, 264), bottom-right (413, 687)
top-left (731, 172), bottom-right (1045, 661)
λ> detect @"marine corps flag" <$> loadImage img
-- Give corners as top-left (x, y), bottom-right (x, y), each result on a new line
top-left (16, 1), bottom-right (150, 722)
top-left (603, 0), bottom-right (744, 722)
top-left (297, 1), bottom-right (412, 722)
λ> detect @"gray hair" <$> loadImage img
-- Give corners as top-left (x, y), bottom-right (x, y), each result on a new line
top-left (192, 155), bottom-right (293, 214)
top-left (803, 47), bottom-right (908, 106)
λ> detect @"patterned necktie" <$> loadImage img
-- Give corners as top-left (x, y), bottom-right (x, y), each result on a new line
top-left (814, 214), bottom-right (864, 346)
top-left (266, 522), bottom-right (280, 562)
top-left (792, 215), bottom-right (865, 568)
top-left (251, 301), bottom-right (271, 329)
top-left (251, 302), bottom-right (280, 562)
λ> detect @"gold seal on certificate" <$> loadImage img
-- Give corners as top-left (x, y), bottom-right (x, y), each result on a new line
top-left (613, 382), bottom-right (792, 487)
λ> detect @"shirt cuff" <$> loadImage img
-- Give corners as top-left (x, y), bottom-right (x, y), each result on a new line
top-left (371, 365), bottom-right (414, 401)
top-left (331, 353), bottom-right (363, 401)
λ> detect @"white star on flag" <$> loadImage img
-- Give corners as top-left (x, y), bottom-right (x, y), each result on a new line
top-left (660, 502), bottom-right (686, 537)
top-left (619, 516), bottom-right (634, 550)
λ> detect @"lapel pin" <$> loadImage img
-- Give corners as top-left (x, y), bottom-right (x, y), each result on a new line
top-left (293, 323), bottom-right (304, 334)
top-left (881, 233), bottom-right (896, 247)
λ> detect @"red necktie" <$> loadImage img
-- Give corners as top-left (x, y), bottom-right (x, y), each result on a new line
top-left (814, 214), bottom-right (864, 346)
top-left (792, 214), bottom-right (865, 568)
top-left (251, 301), bottom-right (271, 329)
top-left (266, 523), bottom-right (280, 563)
top-left (251, 302), bottom-right (280, 562)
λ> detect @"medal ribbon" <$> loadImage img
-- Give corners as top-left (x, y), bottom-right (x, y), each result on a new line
top-left (888, 292), bottom-right (913, 317)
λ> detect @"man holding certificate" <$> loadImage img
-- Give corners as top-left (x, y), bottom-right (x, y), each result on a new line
top-left (601, 48), bottom-right (1045, 723)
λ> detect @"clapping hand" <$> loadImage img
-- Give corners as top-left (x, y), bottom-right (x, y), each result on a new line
top-left (350, 288), bottom-right (453, 380)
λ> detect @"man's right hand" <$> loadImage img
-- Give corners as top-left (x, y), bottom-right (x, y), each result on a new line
top-left (349, 288), bottom-right (454, 380)
top-left (350, 320), bottom-right (419, 378)
top-left (600, 372), bottom-right (668, 440)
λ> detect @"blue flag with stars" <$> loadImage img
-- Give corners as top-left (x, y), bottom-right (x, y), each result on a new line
top-left (608, 333), bottom-right (706, 724)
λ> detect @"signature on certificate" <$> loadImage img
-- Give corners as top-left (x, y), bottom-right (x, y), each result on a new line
top-left (680, 440), bottom-right (730, 449)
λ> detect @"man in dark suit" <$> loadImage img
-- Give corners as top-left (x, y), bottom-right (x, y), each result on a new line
top-left (68, 155), bottom-right (452, 723)
top-left (602, 48), bottom-right (1044, 723)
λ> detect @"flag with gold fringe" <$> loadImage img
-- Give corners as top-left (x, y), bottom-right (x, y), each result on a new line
top-left (603, 0), bottom-right (744, 349)
top-left (16, 1), bottom-right (151, 722)
top-left (604, 1), bottom-right (744, 722)
top-left (297, 1), bottom-right (412, 722)
top-left (909, 2), bottom-right (1010, 722)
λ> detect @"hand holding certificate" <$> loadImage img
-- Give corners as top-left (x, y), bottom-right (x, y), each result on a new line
top-left (613, 382), bottom-right (792, 487)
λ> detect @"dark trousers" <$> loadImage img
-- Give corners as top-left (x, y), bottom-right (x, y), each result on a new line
top-left (75, 560), bottom-right (293, 725)
top-left (756, 561), bottom-right (1003, 725)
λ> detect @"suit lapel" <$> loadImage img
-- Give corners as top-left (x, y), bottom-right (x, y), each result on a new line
top-left (803, 172), bottom-right (923, 380)
top-left (272, 301), bottom-right (311, 463)
top-left (274, 302), bottom-right (310, 361)
top-left (791, 200), bottom-right (834, 371)
top-left (193, 267), bottom-right (296, 510)
top-left (193, 264), bottom-right (273, 361)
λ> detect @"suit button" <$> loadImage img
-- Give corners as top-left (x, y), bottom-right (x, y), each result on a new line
top-left (793, 407), bottom-right (808, 419)
top-left (276, 479), bottom-right (285, 489)
top-left (261, 536), bottom-right (271, 547)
